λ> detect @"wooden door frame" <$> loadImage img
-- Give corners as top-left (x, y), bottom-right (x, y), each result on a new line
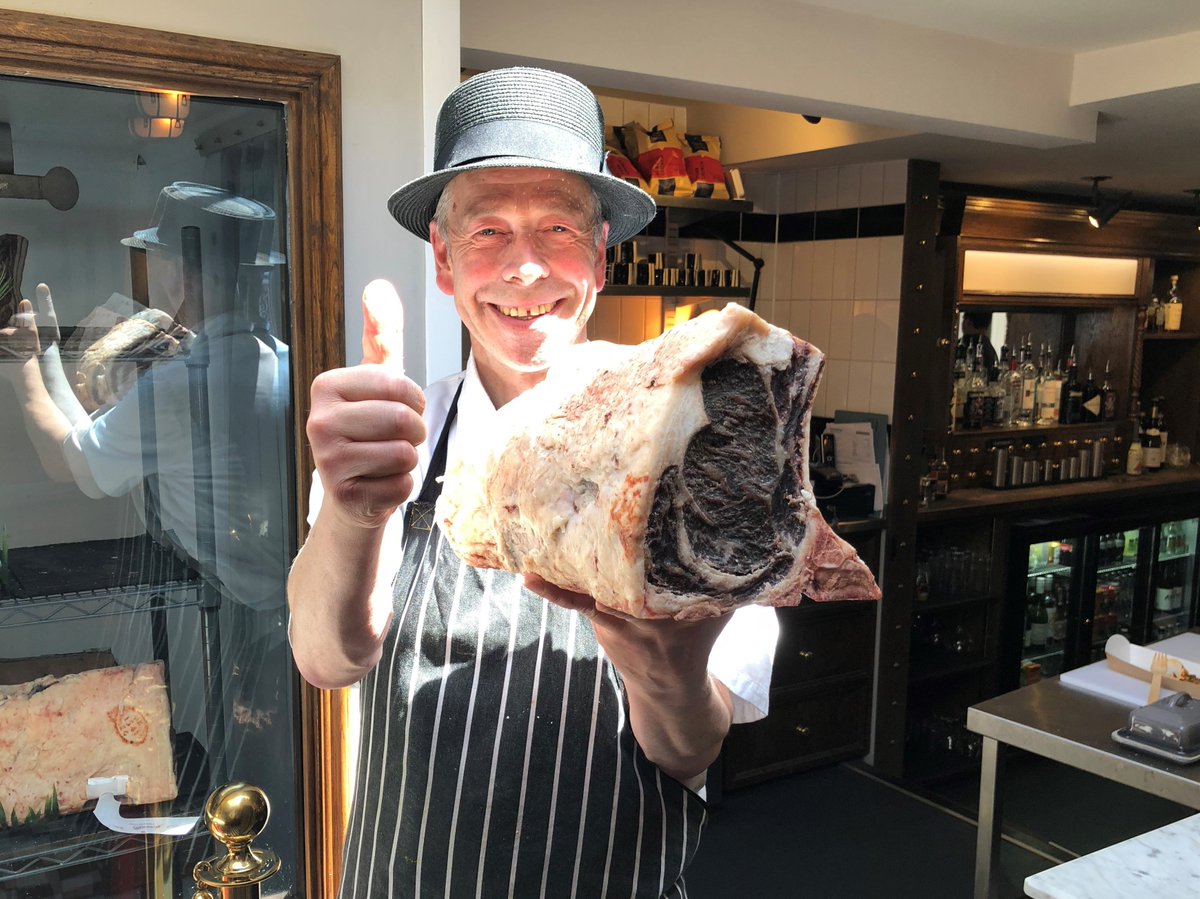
top-left (0, 10), bottom-right (348, 898)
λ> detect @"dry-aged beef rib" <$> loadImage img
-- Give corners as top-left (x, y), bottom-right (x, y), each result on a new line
top-left (437, 303), bottom-right (881, 619)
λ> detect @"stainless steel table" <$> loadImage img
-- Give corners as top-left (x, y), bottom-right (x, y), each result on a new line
top-left (966, 678), bottom-right (1200, 899)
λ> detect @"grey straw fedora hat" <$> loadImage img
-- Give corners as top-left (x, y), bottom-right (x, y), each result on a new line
top-left (387, 67), bottom-right (656, 246)
top-left (121, 182), bottom-right (285, 264)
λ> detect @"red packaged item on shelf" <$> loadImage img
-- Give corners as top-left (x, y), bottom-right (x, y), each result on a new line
top-left (622, 119), bottom-right (693, 198)
top-left (681, 133), bottom-right (730, 199)
top-left (604, 137), bottom-right (650, 193)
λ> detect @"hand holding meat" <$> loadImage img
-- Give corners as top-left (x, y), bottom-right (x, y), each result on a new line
top-left (0, 298), bottom-right (40, 371)
top-left (305, 283), bottom-right (426, 530)
top-left (438, 304), bottom-right (882, 619)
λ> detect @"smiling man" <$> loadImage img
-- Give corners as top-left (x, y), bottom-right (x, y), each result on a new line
top-left (287, 67), bottom-right (778, 899)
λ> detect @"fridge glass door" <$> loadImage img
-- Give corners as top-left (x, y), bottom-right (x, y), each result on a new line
top-left (1150, 518), bottom-right (1197, 641)
top-left (1088, 528), bottom-right (1141, 662)
top-left (1020, 538), bottom-right (1077, 682)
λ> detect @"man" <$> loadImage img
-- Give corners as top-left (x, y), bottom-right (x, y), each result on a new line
top-left (288, 67), bottom-right (776, 898)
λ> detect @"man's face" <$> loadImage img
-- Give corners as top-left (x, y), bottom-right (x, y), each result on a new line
top-left (430, 169), bottom-right (607, 382)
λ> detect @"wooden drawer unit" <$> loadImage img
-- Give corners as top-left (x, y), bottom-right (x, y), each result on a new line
top-left (721, 679), bottom-right (872, 789)
top-left (773, 601), bottom-right (876, 688)
top-left (719, 599), bottom-right (878, 791)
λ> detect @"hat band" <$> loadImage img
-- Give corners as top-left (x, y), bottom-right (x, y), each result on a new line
top-left (436, 120), bottom-right (601, 173)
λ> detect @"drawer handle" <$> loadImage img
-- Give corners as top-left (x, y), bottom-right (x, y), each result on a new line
top-left (794, 725), bottom-right (811, 736)
top-left (797, 650), bottom-right (814, 660)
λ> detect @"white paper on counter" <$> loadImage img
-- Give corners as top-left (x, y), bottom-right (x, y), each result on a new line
top-left (1059, 632), bottom-right (1200, 706)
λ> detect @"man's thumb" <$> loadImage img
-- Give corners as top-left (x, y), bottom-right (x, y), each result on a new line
top-left (362, 278), bottom-right (405, 371)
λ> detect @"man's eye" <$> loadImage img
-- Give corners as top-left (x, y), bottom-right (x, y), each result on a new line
top-left (476, 228), bottom-right (498, 237)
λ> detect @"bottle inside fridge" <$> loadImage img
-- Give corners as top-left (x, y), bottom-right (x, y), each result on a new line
top-left (1087, 529), bottom-right (1140, 662)
top-left (1021, 539), bottom-right (1075, 680)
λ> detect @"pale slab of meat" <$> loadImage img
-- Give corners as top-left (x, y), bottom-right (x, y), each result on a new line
top-left (437, 303), bottom-right (881, 620)
top-left (0, 662), bottom-right (177, 821)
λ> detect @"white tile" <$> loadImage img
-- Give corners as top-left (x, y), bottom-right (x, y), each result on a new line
top-left (778, 173), bottom-right (798, 214)
top-left (816, 167), bottom-right (839, 211)
top-left (837, 166), bottom-right (862, 210)
top-left (859, 162), bottom-right (885, 207)
top-left (794, 169), bottom-right (817, 213)
top-left (883, 159), bottom-right (908, 205)
top-left (808, 300), bottom-right (833, 355)
top-left (791, 242), bottom-right (814, 300)
top-left (756, 243), bottom-right (778, 301)
top-left (848, 360), bottom-right (874, 412)
top-left (771, 298), bottom-right (789, 331)
top-left (773, 242), bottom-right (795, 298)
top-left (828, 301), bottom-right (854, 360)
top-left (870, 361), bottom-right (896, 418)
top-left (833, 239), bottom-right (858, 299)
top-left (822, 360), bottom-right (851, 418)
top-left (873, 300), bottom-right (900, 364)
top-left (854, 237), bottom-right (881, 300)
top-left (742, 173), bottom-right (776, 212)
top-left (597, 95), bottom-right (624, 137)
top-left (789, 300), bottom-right (811, 340)
top-left (851, 300), bottom-right (877, 361)
top-left (622, 100), bottom-right (650, 129)
top-left (673, 105), bottom-right (688, 134)
top-left (877, 235), bottom-right (904, 298)
top-left (648, 104), bottom-right (676, 130)
top-left (811, 241), bottom-right (835, 298)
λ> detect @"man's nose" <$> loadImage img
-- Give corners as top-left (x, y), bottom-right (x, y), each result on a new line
top-left (502, 233), bottom-right (549, 286)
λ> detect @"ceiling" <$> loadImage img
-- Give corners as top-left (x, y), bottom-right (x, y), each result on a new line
top-left (752, 2), bottom-right (1200, 212)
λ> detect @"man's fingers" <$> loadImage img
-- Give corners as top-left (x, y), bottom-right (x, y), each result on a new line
top-left (361, 278), bottom-right (405, 370)
top-left (35, 283), bottom-right (61, 343)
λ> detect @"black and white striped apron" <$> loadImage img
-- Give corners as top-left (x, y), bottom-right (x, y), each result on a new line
top-left (339, 388), bottom-right (707, 898)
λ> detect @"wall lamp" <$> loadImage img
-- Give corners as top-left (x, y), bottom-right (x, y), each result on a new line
top-left (1083, 175), bottom-right (1131, 229)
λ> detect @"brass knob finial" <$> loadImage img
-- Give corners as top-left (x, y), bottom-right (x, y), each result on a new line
top-left (193, 782), bottom-right (281, 895)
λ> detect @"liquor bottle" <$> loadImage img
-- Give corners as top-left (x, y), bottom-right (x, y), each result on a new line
top-left (1029, 582), bottom-right (1049, 649)
top-left (1052, 580), bottom-right (1069, 643)
top-left (952, 341), bottom-right (968, 428)
top-left (1143, 401), bottom-right (1164, 471)
top-left (1155, 400), bottom-right (1169, 449)
top-left (934, 447), bottom-right (950, 499)
top-left (1080, 369), bottom-right (1101, 422)
top-left (1016, 340), bottom-right (1038, 426)
top-left (1154, 560), bottom-right (1174, 615)
top-left (1126, 430), bottom-right (1144, 476)
top-left (1042, 587), bottom-right (1059, 649)
top-left (1064, 347), bottom-right (1083, 424)
top-left (1037, 349), bottom-right (1062, 425)
top-left (1004, 354), bottom-right (1024, 426)
top-left (965, 343), bottom-right (988, 430)
top-left (987, 359), bottom-right (1007, 426)
top-left (1164, 275), bottom-right (1183, 332)
top-left (1100, 360), bottom-right (1118, 421)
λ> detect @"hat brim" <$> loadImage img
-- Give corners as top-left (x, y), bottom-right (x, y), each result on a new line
top-left (386, 156), bottom-right (656, 247)
top-left (120, 229), bottom-right (286, 265)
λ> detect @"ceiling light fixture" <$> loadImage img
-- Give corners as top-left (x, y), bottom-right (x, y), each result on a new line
top-left (1083, 175), bottom-right (1131, 229)
top-left (129, 90), bottom-right (191, 139)
top-left (802, 115), bottom-right (822, 125)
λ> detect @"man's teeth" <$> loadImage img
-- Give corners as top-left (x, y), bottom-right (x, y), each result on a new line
top-left (498, 303), bottom-right (555, 319)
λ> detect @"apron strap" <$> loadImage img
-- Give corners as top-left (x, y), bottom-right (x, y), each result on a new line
top-left (406, 379), bottom-right (464, 532)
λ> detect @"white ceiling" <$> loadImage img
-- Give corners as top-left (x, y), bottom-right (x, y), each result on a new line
top-left (793, 0), bottom-right (1200, 52)
top-left (765, 1), bottom-right (1200, 209)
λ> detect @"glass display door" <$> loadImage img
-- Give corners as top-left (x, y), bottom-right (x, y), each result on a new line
top-left (1019, 537), bottom-right (1081, 681)
top-left (1150, 517), bottom-right (1198, 641)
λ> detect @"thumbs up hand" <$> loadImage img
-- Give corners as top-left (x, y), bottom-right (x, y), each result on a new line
top-left (361, 278), bottom-right (405, 370)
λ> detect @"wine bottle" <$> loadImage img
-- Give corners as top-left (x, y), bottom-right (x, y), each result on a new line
top-left (1100, 359), bottom-right (1118, 421)
top-left (1143, 401), bottom-right (1164, 471)
top-left (1164, 274), bottom-right (1183, 332)
top-left (1081, 369), bottom-right (1101, 422)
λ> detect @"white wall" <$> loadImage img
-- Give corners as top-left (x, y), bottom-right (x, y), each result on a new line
top-left (2, 0), bottom-right (458, 384)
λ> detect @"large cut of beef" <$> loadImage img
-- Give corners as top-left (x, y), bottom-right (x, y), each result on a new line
top-left (437, 303), bottom-right (881, 619)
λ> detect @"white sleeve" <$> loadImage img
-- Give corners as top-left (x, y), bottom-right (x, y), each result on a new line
top-left (707, 604), bottom-right (778, 724)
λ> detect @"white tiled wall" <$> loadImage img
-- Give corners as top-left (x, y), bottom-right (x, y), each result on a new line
top-left (595, 93), bottom-right (688, 135)
top-left (750, 161), bottom-right (907, 422)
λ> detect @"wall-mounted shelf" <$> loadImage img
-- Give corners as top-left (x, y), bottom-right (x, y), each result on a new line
top-left (1144, 331), bottom-right (1200, 341)
top-left (603, 286), bottom-right (750, 299)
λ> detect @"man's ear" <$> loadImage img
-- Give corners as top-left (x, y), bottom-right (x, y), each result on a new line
top-left (594, 221), bottom-right (609, 291)
top-left (429, 222), bottom-right (456, 297)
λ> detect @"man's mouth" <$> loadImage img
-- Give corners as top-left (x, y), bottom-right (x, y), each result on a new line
top-left (495, 302), bottom-right (556, 319)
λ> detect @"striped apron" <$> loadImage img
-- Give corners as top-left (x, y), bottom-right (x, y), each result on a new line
top-left (339, 388), bottom-right (707, 898)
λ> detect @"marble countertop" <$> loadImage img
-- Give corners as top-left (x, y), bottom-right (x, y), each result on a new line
top-left (1024, 812), bottom-right (1200, 899)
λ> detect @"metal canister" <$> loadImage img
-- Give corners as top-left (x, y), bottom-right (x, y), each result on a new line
top-left (993, 446), bottom-right (1009, 488)
top-left (1066, 456), bottom-right (1080, 480)
top-left (1092, 439), bottom-right (1107, 478)
top-left (1023, 459), bottom-right (1038, 484)
top-left (1078, 447), bottom-right (1091, 479)
top-left (1010, 454), bottom-right (1024, 487)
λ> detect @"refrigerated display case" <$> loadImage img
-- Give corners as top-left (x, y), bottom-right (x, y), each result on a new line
top-left (1002, 513), bottom-right (1200, 693)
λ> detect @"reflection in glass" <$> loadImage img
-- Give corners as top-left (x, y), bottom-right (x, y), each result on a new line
top-left (0, 75), bottom-right (298, 896)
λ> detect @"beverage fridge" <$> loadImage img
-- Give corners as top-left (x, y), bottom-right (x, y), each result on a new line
top-left (1001, 513), bottom-right (1200, 692)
